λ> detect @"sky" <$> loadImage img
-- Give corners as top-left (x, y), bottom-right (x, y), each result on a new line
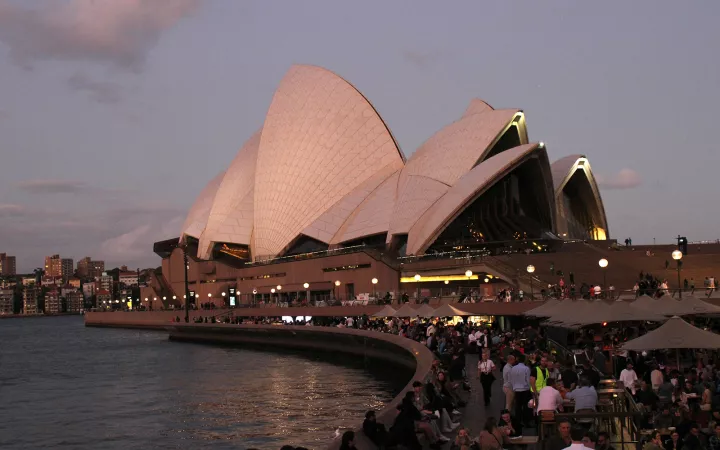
top-left (1, 0), bottom-right (719, 273)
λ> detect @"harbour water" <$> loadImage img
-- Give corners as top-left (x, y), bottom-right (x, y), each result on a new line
top-left (0, 316), bottom-right (404, 449)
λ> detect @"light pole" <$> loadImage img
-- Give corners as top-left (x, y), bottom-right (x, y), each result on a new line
top-left (252, 288), bottom-right (257, 305)
top-left (334, 280), bottom-right (341, 300)
top-left (371, 278), bottom-right (378, 299)
top-left (414, 274), bottom-right (421, 303)
top-left (182, 244), bottom-right (190, 323)
top-left (672, 250), bottom-right (683, 298)
top-left (276, 285), bottom-right (282, 304)
top-left (303, 283), bottom-right (310, 304)
top-left (526, 265), bottom-right (535, 300)
top-left (599, 258), bottom-right (608, 298)
top-left (271, 288), bottom-right (276, 304)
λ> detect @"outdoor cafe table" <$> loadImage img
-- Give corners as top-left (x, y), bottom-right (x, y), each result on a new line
top-left (508, 436), bottom-right (539, 446)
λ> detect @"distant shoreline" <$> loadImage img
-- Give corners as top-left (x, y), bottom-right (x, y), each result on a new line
top-left (0, 313), bottom-right (82, 320)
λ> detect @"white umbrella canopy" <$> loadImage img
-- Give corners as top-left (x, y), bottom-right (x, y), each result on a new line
top-left (415, 304), bottom-right (436, 318)
top-left (523, 299), bottom-right (561, 317)
top-left (677, 294), bottom-right (720, 315)
top-left (392, 303), bottom-right (421, 317)
top-left (567, 300), bottom-right (666, 326)
top-left (431, 303), bottom-right (473, 317)
top-left (371, 305), bottom-right (397, 318)
top-left (622, 316), bottom-right (720, 350)
top-left (545, 300), bottom-right (603, 325)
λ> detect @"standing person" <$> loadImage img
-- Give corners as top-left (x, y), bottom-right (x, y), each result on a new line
top-left (478, 351), bottom-right (497, 407)
top-left (502, 355), bottom-right (516, 411)
top-left (510, 354), bottom-right (532, 427)
top-left (620, 362), bottom-right (639, 395)
top-left (531, 356), bottom-right (551, 402)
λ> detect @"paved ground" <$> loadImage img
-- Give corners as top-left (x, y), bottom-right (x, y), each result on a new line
top-left (458, 353), bottom-right (539, 440)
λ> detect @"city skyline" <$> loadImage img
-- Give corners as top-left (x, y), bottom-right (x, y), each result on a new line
top-left (1, 1), bottom-right (720, 272)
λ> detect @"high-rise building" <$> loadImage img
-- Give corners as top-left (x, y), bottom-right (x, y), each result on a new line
top-left (0, 253), bottom-right (16, 276)
top-left (23, 286), bottom-right (38, 315)
top-left (66, 291), bottom-right (84, 313)
top-left (78, 257), bottom-right (105, 279)
top-left (61, 258), bottom-right (74, 279)
top-left (99, 272), bottom-right (114, 293)
top-left (45, 289), bottom-right (60, 314)
top-left (45, 254), bottom-right (62, 278)
top-left (0, 289), bottom-right (13, 314)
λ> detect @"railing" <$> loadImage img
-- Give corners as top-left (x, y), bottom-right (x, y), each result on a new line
top-left (552, 411), bottom-right (643, 449)
top-left (249, 244), bottom-right (384, 266)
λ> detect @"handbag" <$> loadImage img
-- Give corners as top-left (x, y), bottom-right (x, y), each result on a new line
top-left (491, 431), bottom-right (508, 450)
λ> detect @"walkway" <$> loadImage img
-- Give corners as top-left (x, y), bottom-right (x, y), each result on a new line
top-left (459, 353), bottom-right (538, 443)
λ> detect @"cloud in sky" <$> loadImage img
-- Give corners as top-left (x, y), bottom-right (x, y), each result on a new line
top-left (16, 179), bottom-right (88, 194)
top-left (67, 73), bottom-right (124, 104)
top-left (401, 49), bottom-right (445, 68)
top-left (0, 0), bottom-right (201, 71)
top-left (596, 168), bottom-right (643, 190)
top-left (99, 216), bottom-right (184, 262)
top-left (0, 204), bottom-right (26, 217)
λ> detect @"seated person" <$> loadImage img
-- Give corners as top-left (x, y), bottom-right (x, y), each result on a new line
top-left (497, 409), bottom-right (522, 438)
top-left (544, 419), bottom-right (572, 450)
top-left (565, 377), bottom-right (598, 411)
top-left (537, 378), bottom-right (564, 412)
top-left (362, 410), bottom-right (387, 448)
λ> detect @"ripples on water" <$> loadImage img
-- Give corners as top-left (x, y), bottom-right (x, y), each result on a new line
top-left (0, 317), bottom-right (406, 449)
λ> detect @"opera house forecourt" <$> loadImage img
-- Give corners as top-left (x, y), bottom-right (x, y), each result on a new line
top-left (142, 64), bottom-right (610, 310)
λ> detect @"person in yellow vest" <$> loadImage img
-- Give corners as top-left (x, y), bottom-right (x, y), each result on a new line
top-left (530, 356), bottom-right (550, 401)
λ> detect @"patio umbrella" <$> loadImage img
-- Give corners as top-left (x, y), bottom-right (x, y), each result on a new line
top-left (415, 304), bottom-right (436, 318)
top-left (556, 300), bottom-right (666, 326)
top-left (632, 294), bottom-right (720, 316)
top-left (431, 303), bottom-right (472, 317)
top-left (391, 303), bottom-right (421, 317)
top-left (371, 305), bottom-right (397, 318)
top-left (622, 316), bottom-right (720, 368)
top-left (523, 299), bottom-right (561, 317)
top-left (545, 300), bottom-right (603, 325)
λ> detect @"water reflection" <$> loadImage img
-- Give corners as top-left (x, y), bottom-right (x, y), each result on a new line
top-left (0, 317), bottom-right (404, 449)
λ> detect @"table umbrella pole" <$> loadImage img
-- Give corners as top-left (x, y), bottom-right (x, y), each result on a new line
top-left (677, 348), bottom-right (681, 371)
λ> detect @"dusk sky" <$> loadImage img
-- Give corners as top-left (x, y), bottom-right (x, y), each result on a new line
top-left (1, 0), bottom-right (718, 272)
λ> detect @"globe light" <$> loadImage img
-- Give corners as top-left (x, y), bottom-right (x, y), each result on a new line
top-left (371, 278), bottom-right (378, 285)
top-left (484, 278), bottom-right (489, 283)
top-left (276, 285), bottom-right (282, 291)
top-left (195, 293), bottom-right (199, 298)
top-left (271, 288), bottom-right (276, 294)
top-left (672, 250), bottom-right (683, 261)
top-left (303, 283), bottom-right (309, 289)
top-left (208, 293), bottom-right (212, 297)
top-left (599, 258), bottom-right (609, 268)
top-left (465, 270), bottom-right (473, 278)
top-left (414, 274), bottom-right (421, 281)
top-left (526, 265), bottom-right (535, 274)
top-left (444, 280), bottom-right (449, 285)
top-left (153, 297), bottom-right (157, 301)
top-left (221, 292), bottom-right (226, 297)
top-left (172, 295), bottom-right (176, 300)
top-left (252, 289), bottom-right (257, 294)
top-left (163, 296), bottom-right (166, 300)
top-left (144, 297), bottom-right (148, 301)
top-left (335, 280), bottom-right (341, 286)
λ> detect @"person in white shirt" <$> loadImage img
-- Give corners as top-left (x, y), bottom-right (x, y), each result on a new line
top-left (619, 362), bottom-right (639, 395)
top-left (477, 352), bottom-right (496, 406)
top-left (426, 323), bottom-right (436, 337)
top-left (650, 366), bottom-right (664, 391)
top-left (537, 378), bottom-right (564, 412)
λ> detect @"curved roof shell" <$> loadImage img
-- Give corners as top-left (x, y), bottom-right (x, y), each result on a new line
top-left (551, 154), bottom-right (609, 239)
top-left (389, 103), bottom-right (525, 238)
top-left (406, 143), bottom-right (552, 255)
top-left (180, 171), bottom-right (225, 241)
top-left (197, 129), bottom-right (261, 259)
top-left (252, 65), bottom-right (405, 258)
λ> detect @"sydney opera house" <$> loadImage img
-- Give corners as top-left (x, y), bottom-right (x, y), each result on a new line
top-left (147, 65), bottom-right (608, 307)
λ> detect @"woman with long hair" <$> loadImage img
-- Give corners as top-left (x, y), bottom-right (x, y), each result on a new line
top-left (477, 417), bottom-right (510, 450)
